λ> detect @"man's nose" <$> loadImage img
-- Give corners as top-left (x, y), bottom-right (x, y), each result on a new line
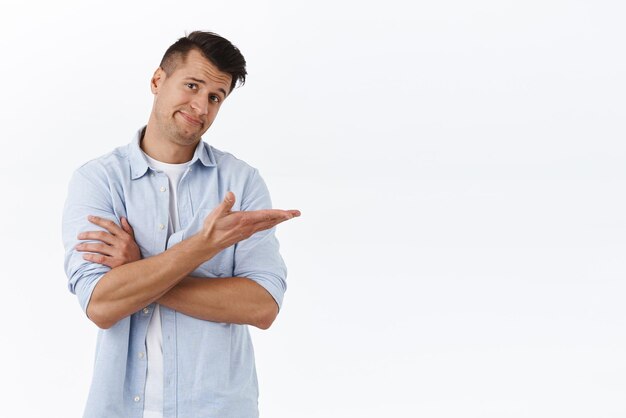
top-left (190, 97), bottom-right (209, 115)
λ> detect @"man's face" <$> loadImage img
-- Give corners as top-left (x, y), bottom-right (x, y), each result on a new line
top-left (150, 49), bottom-right (233, 147)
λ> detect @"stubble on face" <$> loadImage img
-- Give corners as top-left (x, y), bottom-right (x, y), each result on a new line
top-left (148, 49), bottom-right (232, 153)
top-left (151, 81), bottom-right (207, 148)
top-left (155, 101), bottom-right (205, 148)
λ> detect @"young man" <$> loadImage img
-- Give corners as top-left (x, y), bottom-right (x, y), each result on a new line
top-left (62, 31), bottom-right (299, 418)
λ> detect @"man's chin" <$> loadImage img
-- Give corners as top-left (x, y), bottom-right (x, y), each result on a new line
top-left (172, 122), bottom-right (206, 144)
top-left (178, 127), bottom-right (210, 144)
top-left (172, 133), bottom-right (201, 146)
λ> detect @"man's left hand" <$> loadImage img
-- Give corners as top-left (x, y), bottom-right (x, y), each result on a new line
top-left (75, 216), bottom-right (142, 268)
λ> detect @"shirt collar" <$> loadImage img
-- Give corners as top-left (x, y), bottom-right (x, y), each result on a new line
top-left (129, 126), bottom-right (216, 180)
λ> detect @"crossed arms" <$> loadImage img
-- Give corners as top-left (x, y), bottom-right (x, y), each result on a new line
top-left (74, 191), bottom-right (300, 330)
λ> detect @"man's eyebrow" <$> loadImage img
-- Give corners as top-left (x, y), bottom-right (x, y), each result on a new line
top-left (187, 77), bottom-right (206, 85)
top-left (186, 77), bottom-right (228, 97)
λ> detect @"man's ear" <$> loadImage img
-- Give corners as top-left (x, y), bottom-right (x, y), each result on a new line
top-left (151, 67), bottom-right (166, 94)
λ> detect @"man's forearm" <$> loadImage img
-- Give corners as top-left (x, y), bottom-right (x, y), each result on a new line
top-left (157, 276), bottom-right (279, 329)
top-left (88, 235), bottom-right (218, 329)
top-left (79, 193), bottom-right (297, 329)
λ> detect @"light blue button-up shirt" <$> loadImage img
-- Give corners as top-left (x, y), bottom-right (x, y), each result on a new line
top-left (62, 128), bottom-right (287, 418)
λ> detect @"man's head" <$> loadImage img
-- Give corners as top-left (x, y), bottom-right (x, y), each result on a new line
top-left (159, 31), bottom-right (247, 94)
top-left (146, 31), bottom-right (247, 159)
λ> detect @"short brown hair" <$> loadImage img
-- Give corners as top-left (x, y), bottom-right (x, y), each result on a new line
top-left (160, 31), bottom-right (247, 93)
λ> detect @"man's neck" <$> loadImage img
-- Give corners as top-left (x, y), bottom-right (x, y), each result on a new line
top-left (141, 124), bottom-right (197, 164)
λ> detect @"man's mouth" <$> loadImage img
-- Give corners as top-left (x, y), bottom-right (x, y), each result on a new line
top-left (178, 111), bottom-right (203, 126)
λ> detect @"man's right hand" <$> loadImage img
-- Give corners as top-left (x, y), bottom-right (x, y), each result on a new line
top-left (198, 191), bottom-right (300, 256)
top-left (76, 216), bottom-right (142, 268)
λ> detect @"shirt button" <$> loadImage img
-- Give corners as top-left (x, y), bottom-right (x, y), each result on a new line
top-left (160, 186), bottom-right (166, 192)
top-left (143, 307), bottom-right (150, 314)
top-left (139, 352), bottom-right (145, 359)
top-left (134, 395), bottom-right (141, 402)
top-left (159, 224), bottom-right (165, 230)
top-left (151, 173), bottom-right (155, 177)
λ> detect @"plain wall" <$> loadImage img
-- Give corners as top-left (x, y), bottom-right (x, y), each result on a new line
top-left (1, 1), bottom-right (625, 416)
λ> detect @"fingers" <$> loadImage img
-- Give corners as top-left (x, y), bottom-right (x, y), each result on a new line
top-left (234, 209), bottom-right (300, 239)
top-left (77, 216), bottom-right (142, 268)
top-left (79, 216), bottom-right (135, 242)
top-left (77, 230), bottom-right (116, 245)
top-left (86, 215), bottom-right (125, 236)
top-left (249, 209), bottom-right (300, 223)
top-left (218, 191), bottom-right (236, 215)
top-left (75, 242), bottom-right (114, 256)
top-left (81, 252), bottom-right (120, 268)
top-left (121, 217), bottom-right (135, 237)
top-left (255, 214), bottom-right (295, 231)
top-left (204, 192), bottom-right (237, 227)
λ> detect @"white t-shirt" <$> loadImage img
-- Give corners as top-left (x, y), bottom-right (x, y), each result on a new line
top-left (142, 153), bottom-right (189, 418)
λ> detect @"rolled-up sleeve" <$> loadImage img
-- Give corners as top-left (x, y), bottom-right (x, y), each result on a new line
top-left (234, 169), bottom-right (288, 309)
top-left (62, 166), bottom-right (115, 315)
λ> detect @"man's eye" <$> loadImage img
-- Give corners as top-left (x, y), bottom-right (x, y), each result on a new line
top-left (186, 83), bottom-right (198, 89)
top-left (210, 95), bottom-right (220, 103)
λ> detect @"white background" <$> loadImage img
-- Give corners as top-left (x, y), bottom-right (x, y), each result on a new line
top-left (1, 1), bottom-right (625, 417)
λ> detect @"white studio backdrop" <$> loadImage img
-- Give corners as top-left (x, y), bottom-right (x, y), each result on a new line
top-left (1, 1), bottom-right (625, 417)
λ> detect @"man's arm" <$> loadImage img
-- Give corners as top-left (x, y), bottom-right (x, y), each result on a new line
top-left (78, 213), bottom-right (282, 329)
top-left (75, 192), bottom-right (299, 329)
top-left (158, 277), bottom-right (279, 329)
top-left (82, 230), bottom-right (214, 329)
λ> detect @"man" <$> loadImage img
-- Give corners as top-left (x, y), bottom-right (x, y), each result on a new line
top-left (62, 31), bottom-right (300, 418)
